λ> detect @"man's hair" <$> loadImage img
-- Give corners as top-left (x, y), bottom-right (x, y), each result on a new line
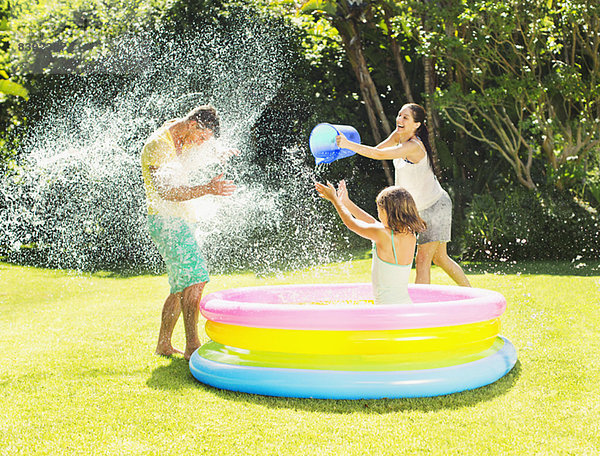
top-left (184, 105), bottom-right (220, 137)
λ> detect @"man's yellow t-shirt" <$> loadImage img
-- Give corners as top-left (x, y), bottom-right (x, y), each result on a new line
top-left (141, 123), bottom-right (197, 222)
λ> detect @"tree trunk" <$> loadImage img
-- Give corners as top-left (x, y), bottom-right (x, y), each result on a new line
top-left (337, 28), bottom-right (380, 141)
top-left (423, 55), bottom-right (439, 157)
top-left (338, 21), bottom-right (394, 185)
top-left (421, 0), bottom-right (441, 162)
top-left (347, 21), bottom-right (392, 136)
top-left (382, 5), bottom-right (414, 102)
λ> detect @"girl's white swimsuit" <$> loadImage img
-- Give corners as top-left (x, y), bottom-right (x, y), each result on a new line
top-left (371, 229), bottom-right (413, 305)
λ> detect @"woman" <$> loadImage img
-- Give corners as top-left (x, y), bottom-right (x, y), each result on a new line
top-left (336, 103), bottom-right (471, 286)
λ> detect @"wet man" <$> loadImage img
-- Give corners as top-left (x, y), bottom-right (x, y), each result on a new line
top-left (141, 105), bottom-right (236, 360)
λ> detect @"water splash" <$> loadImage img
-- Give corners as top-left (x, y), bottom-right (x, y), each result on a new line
top-left (1, 22), bottom-right (352, 274)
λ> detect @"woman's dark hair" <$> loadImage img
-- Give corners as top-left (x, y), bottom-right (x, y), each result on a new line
top-left (376, 186), bottom-right (427, 234)
top-left (185, 104), bottom-right (220, 138)
top-left (402, 103), bottom-right (440, 178)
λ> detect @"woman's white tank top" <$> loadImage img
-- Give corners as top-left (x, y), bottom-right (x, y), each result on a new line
top-left (371, 230), bottom-right (412, 305)
top-left (392, 139), bottom-right (444, 211)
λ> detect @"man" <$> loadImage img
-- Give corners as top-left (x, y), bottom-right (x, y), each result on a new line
top-left (141, 105), bottom-right (236, 360)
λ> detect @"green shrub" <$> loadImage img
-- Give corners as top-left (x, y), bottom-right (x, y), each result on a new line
top-left (462, 187), bottom-right (600, 261)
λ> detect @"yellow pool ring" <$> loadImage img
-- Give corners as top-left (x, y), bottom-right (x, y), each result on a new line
top-left (199, 337), bottom-right (506, 371)
top-left (205, 318), bottom-right (500, 355)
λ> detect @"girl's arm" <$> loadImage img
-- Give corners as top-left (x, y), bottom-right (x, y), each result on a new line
top-left (315, 182), bottom-right (383, 242)
top-left (336, 180), bottom-right (376, 224)
top-left (337, 134), bottom-right (424, 162)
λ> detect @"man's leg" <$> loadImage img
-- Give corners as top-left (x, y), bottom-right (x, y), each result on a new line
top-left (155, 292), bottom-right (183, 356)
top-left (181, 282), bottom-right (207, 360)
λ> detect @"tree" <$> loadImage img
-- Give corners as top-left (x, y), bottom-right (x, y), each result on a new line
top-left (0, 0), bottom-right (28, 178)
top-left (301, 0), bottom-right (396, 184)
top-left (378, 0), bottom-right (414, 103)
top-left (429, 0), bottom-right (600, 191)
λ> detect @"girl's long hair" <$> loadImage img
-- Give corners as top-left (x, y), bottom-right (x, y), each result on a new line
top-left (402, 103), bottom-right (441, 179)
top-left (376, 186), bottom-right (427, 234)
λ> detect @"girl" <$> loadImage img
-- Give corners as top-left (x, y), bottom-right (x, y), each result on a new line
top-left (336, 103), bottom-right (471, 287)
top-left (315, 180), bottom-right (426, 305)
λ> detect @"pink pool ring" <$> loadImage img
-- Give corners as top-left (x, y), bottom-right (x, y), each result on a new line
top-left (200, 283), bottom-right (506, 330)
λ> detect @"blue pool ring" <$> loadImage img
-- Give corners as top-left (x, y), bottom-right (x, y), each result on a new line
top-left (189, 337), bottom-right (517, 399)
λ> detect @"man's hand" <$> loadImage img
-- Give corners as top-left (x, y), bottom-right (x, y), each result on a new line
top-left (216, 147), bottom-right (241, 163)
top-left (206, 173), bottom-right (236, 196)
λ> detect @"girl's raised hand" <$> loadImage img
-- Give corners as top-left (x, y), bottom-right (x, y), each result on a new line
top-left (315, 181), bottom-right (338, 203)
top-left (336, 179), bottom-right (349, 203)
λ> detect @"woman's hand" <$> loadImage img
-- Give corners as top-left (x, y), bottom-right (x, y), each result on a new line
top-left (315, 181), bottom-right (338, 203)
top-left (336, 134), bottom-right (353, 150)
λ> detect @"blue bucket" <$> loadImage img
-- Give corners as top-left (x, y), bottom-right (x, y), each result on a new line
top-left (309, 123), bottom-right (360, 164)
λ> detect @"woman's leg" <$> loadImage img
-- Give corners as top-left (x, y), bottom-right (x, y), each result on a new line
top-left (415, 241), bottom-right (440, 284)
top-left (432, 242), bottom-right (471, 287)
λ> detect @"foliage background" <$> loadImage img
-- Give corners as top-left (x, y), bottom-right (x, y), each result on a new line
top-left (0, 0), bottom-right (599, 272)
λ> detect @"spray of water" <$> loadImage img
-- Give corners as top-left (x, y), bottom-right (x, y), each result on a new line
top-left (1, 21), bottom-right (352, 275)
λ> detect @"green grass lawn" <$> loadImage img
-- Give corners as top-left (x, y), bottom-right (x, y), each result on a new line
top-left (1, 259), bottom-right (599, 455)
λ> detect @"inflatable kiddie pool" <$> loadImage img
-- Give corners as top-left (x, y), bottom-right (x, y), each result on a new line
top-left (189, 283), bottom-right (517, 399)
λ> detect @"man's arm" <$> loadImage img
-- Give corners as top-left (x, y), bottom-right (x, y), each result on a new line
top-left (150, 168), bottom-right (235, 201)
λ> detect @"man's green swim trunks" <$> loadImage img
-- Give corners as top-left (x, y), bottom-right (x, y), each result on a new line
top-left (147, 214), bottom-right (210, 294)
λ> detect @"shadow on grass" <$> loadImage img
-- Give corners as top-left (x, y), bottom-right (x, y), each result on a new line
top-left (146, 357), bottom-right (199, 391)
top-left (51, 259), bottom-right (600, 280)
top-left (464, 260), bottom-right (600, 277)
top-left (6, 253), bottom-right (598, 279)
top-left (148, 358), bottom-right (522, 414)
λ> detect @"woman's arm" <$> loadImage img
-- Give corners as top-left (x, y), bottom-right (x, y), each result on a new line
top-left (337, 134), bottom-right (424, 162)
top-left (376, 129), bottom-right (401, 149)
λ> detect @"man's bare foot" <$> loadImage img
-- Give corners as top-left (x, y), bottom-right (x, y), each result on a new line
top-left (184, 344), bottom-right (201, 361)
top-left (155, 345), bottom-right (184, 357)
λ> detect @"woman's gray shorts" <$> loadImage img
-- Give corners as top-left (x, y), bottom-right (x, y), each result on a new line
top-left (417, 191), bottom-right (452, 245)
